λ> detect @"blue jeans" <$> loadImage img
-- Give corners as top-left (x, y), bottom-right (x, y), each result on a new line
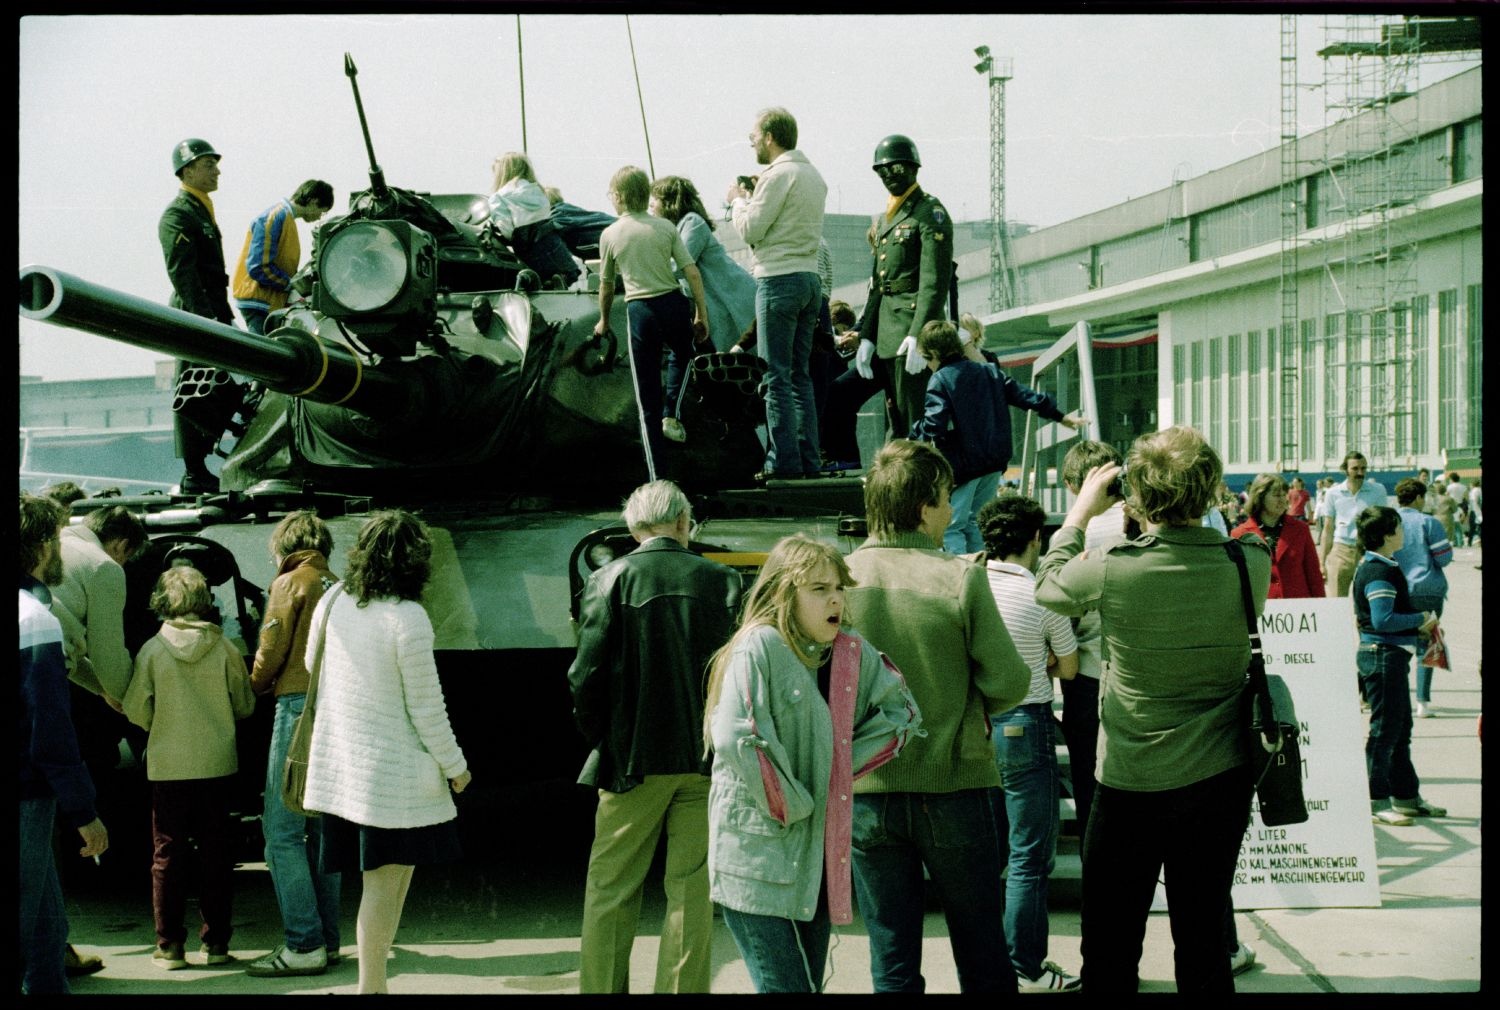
top-left (946, 472), bottom-right (1002, 554)
top-left (241, 307), bottom-right (268, 335)
top-left (722, 891), bottom-right (830, 993)
top-left (263, 694), bottom-right (342, 953)
top-left (626, 292), bottom-right (696, 482)
top-left (850, 789), bottom-right (1014, 993)
top-left (755, 272), bottom-right (822, 476)
top-left (991, 704), bottom-right (1060, 980)
top-left (19, 797), bottom-right (69, 994)
top-left (1081, 764), bottom-right (1252, 993)
top-left (1357, 643), bottom-right (1420, 801)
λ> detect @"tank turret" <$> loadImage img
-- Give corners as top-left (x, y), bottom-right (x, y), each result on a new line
top-left (20, 54), bottom-right (773, 504)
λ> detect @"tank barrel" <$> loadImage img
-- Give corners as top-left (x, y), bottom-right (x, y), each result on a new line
top-left (19, 265), bottom-right (403, 412)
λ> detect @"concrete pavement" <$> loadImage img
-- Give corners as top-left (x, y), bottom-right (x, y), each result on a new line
top-left (57, 546), bottom-right (1483, 994)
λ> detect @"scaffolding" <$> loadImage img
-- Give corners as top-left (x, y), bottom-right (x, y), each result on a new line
top-left (980, 54), bottom-right (1019, 313)
top-left (1310, 15), bottom-right (1477, 470)
top-left (1277, 15), bottom-right (1300, 472)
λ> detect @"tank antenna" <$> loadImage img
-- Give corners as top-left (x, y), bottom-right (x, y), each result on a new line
top-left (624, 16), bottom-right (655, 179)
top-left (344, 53), bottom-right (389, 200)
top-left (516, 16), bottom-right (528, 154)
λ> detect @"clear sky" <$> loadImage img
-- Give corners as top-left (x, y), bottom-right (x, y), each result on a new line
top-left (17, 12), bottom-right (1479, 381)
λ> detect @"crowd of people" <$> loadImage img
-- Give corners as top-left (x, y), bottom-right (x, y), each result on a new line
top-left (21, 112), bottom-right (1473, 996)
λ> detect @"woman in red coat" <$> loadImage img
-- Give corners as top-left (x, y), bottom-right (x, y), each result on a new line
top-left (1231, 473), bottom-right (1326, 598)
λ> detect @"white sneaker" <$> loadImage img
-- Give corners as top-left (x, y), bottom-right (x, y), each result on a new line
top-left (1229, 941), bottom-right (1257, 976)
top-left (1415, 702), bottom-right (1432, 718)
top-left (661, 417), bottom-right (687, 443)
top-left (245, 944), bottom-right (328, 977)
top-left (1017, 960), bottom-right (1082, 991)
top-left (1373, 807), bottom-right (1414, 826)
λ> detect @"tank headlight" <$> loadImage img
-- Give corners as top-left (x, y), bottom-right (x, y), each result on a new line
top-left (587, 544), bottom-right (617, 568)
top-left (319, 222), bottom-right (410, 312)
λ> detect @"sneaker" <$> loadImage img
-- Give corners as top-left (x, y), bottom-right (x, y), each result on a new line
top-left (1017, 960), bottom-right (1082, 992)
top-left (326, 949), bottom-right (342, 967)
top-left (246, 944), bottom-right (327, 977)
top-left (1373, 807), bottom-right (1414, 826)
top-left (1229, 941), bottom-right (1257, 976)
top-left (1391, 796), bottom-right (1447, 817)
top-left (63, 944), bottom-right (105, 977)
top-left (200, 942), bottom-right (235, 966)
top-left (1415, 702), bottom-right (1433, 718)
top-left (153, 943), bottom-right (188, 970)
top-left (661, 417), bottom-right (687, 443)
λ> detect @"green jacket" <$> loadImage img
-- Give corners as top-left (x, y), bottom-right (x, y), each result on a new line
top-left (872, 187), bottom-right (953, 359)
top-left (1035, 524), bottom-right (1271, 792)
top-left (845, 533), bottom-right (1029, 794)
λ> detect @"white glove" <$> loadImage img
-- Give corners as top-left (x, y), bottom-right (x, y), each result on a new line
top-left (855, 340), bottom-right (876, 380)
top-left (899, 335), bottom-right (925, 375)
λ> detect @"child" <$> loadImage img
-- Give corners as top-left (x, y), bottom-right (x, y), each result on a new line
top-left (910, 320), bottom-right (1086, 554)
top-left (123, 564), bottom-right (256, 970)
top-left (703, 534), bottom-right (921, 992)
top-left (595, 165), bottom-right (711, 481)
top-left (1353, 506), bottom-right (1444, 826)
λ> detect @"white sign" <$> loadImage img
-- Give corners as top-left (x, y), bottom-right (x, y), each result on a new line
top-left (1153, 597), bottom-right (1382, 911)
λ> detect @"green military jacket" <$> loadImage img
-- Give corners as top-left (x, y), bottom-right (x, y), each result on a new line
top-left (871, 187), bottom-right (954, 358)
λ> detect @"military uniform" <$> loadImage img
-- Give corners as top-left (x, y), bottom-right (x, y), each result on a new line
top-left (159, 189), bottom-right (234, 472)
top-left (871, 187), bottom-right (954, 438)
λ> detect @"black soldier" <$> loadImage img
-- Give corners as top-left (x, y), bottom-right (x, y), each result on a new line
top-left (853, 135), bottom-right (955, 441)
top-left (159, 138), bottom-right (235, 493)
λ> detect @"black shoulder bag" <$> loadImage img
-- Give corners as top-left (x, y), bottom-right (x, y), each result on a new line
top-left (1225, 539), bottom-right (1310, 827)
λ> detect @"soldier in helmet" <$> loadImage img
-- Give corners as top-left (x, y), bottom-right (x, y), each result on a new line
top-left (159, 139), bottom-right (235, 493)
top-left (853, 135), bottom-right (955, 441)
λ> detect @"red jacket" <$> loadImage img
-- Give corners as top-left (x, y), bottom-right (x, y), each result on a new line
top-left (1231, 515), bottom-right (1325, 599)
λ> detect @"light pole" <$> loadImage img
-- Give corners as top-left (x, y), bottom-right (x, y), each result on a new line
top-left (974, 46), bottom-right (1015, 314)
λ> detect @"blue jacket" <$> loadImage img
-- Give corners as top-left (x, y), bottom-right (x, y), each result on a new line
top-left (1393, 506), bottom-right (1452, 611)
top-left (1353, 552), bottom-right (1424, 647)
top-left (910, 357), bottom-right (1064, 485)
top-left (19, 577), bottom-right (98, 827)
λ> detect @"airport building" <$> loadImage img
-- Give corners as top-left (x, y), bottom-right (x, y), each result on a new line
top-left (834, 62), bottom-right (1482, 489)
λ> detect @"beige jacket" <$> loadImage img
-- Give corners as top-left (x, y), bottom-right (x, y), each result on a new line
top-left (51, 526), bottom-right (132, 700)
top-left (123, 618), bottom-right (256, 781)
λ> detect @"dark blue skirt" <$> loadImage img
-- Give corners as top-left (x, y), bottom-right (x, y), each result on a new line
top-left (317, 812), bottom-right (462, 873)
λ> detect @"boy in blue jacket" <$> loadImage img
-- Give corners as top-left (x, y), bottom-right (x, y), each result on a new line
top-left (910, 321), bottom-right (1084, 553)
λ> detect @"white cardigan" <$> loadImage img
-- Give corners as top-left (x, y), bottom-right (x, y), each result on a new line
top-left (302, 591), bottom-right (467, 829)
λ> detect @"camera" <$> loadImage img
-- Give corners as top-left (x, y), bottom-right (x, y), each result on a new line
top-left (737, 175), bottom-right (757, 193)
top-left (1106, 470), bottom-right (1125, 499)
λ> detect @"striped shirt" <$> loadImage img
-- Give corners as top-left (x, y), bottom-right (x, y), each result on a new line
top-left (985, 560), bottom-right (1078, 706)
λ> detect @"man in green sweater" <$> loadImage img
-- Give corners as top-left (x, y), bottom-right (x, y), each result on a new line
top-left (844, 439), bottom-right (1030, 993)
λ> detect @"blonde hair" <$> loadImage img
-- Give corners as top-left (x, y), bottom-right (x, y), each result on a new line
top-left (150, 564), bottom-right (214, 620)
top-left (702, 535), bottom-right (854, 751)
top-left (1126, 425), bottom-right (1222, 527)
top-left (492, 151), bottom-right (536, 191)
top-left (958, 313), bottom-right (984, 348)
top-left (609, 165), bottom-right (651, 214)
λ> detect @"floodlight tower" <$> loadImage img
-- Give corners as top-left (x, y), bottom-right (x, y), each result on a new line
top-left (974, 46), bottom-right (1015, 313)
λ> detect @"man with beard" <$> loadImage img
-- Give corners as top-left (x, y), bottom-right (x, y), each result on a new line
top-left (727, 107), bottom-right (829, 481)
top-left (20, 494), bottom-right (110, 994)
top-left (852, 136), bottom-right (955, 441)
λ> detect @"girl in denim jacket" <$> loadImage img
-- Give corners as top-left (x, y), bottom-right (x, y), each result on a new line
top-left (703, 534), bottom-right (920, 992)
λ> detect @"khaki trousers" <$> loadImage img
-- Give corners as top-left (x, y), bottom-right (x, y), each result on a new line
top-left (578, 773), bottom-right (712, 993)
top-left (1326, 542), bottom-right (1361, 598)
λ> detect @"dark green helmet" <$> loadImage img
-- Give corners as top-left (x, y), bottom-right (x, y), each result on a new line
top-left (872, 134), bottom-right (921, 169)
top-left (171, 138), bottom-right (221, 176)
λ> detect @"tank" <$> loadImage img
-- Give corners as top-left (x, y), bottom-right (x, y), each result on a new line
top-left (19, 55), bottom-right (866, 863)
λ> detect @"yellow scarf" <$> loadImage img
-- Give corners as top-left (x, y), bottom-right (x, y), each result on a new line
top-left (884, 183), bottom-right (919, 221)
top-left (181, 184), bottom-right (217, 224)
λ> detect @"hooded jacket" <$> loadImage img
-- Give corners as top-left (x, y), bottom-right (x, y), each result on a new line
top-left (123, 617), bottom-right (255, 781)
